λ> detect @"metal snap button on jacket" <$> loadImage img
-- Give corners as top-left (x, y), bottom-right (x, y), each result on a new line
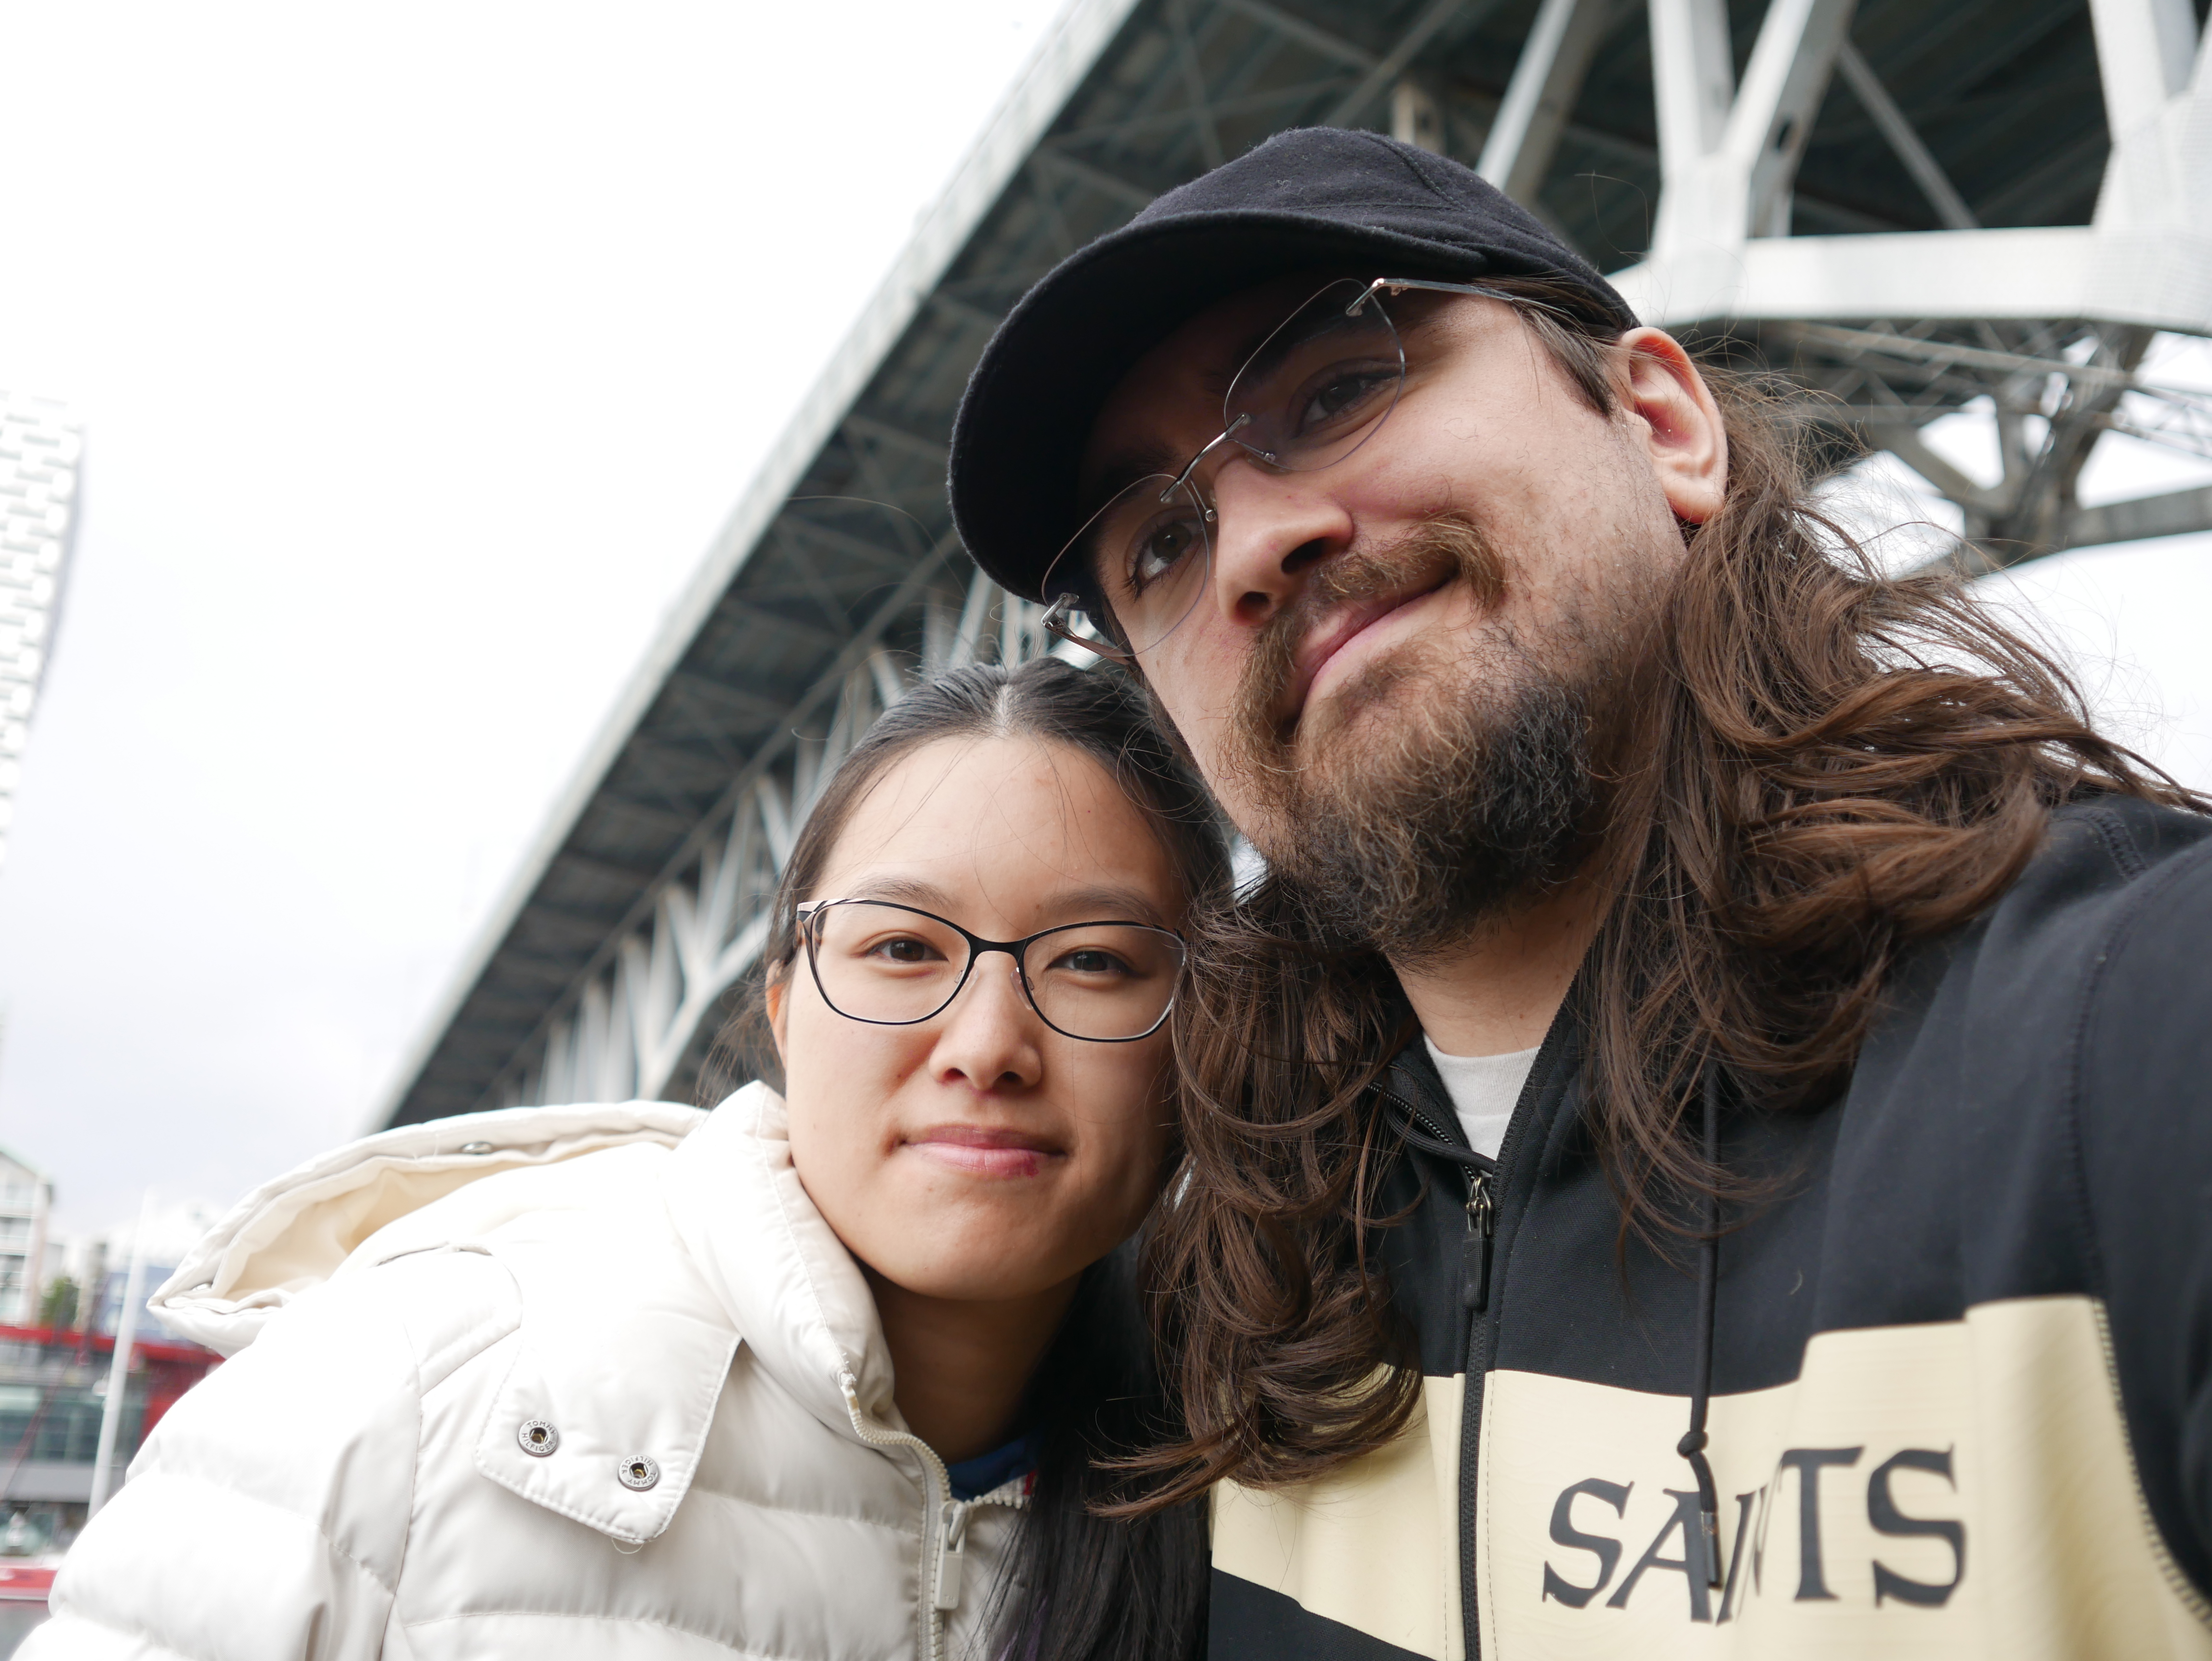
top-left (517, 1419), bottom-right (559, 1457)
top-left (459, 1141), bottom-right (495, 1156)
top-left (617, 1455), bottom-right (660, 1491)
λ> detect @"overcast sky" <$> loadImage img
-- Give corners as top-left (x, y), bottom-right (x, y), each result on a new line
top-left (2, 3), bottom-right (2210, 1239)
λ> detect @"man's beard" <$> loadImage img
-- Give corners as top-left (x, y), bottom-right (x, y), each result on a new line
top-left (1225, 512), bottom-right (1611, 961)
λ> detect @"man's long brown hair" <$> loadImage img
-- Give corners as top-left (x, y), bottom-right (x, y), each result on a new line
top-left (1120, 285), bottom-right (2201, 1510)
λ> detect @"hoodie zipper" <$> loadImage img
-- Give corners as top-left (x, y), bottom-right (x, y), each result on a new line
top-left (1382, 1020), bottom-right (1570, 1661)
top-left (840, 1373), bottom-right (967, 1661)
top-left (1378, 1088), bottom-right (1494, 1321)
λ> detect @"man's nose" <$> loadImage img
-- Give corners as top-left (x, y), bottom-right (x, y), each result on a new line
top-left (928, 953), bottom-right (1043, 1093)
top-left (1203, 459), bottom-right (1355, 630)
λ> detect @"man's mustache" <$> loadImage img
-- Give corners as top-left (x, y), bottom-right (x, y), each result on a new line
top-left (1232, 511), bottom-right (1511, 749)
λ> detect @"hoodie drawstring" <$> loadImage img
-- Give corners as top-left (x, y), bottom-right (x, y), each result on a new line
top-left (1677, 1068), bottom-right (1723, 1589)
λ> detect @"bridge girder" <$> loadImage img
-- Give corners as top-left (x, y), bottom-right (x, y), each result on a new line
top-left (382, 0), bottom-right (2212, 1127)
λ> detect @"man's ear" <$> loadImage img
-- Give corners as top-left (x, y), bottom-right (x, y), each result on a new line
top-left (764, 970), bottom-right (790, 1069)
top-left (1619, 328), bottom-right (1727, 525)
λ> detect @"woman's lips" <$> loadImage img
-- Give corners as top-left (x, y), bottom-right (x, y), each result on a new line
top-left (904, 1125), bottom-right (1062, 1179)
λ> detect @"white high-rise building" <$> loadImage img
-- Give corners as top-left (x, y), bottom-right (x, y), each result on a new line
top-left (0, 1146), bottom-right (53, 1327)
top-left (0, 392), bottom-right (82, 870)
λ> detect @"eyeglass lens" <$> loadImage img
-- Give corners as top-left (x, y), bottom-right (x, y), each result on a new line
top-left (1043, 277), bottom-right (1406, 659)
top-left (806, 900), bottom-right (1185, 1041)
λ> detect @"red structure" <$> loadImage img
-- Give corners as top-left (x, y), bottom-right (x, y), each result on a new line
top-left (0, 1325), bottom-right (220, 1450)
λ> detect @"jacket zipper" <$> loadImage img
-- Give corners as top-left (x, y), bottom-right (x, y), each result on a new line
top-left (840, 1373), bottom-right (965, 1661)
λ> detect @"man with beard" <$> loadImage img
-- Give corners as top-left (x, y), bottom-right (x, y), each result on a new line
top-left (948, 128), bottom-right (2212, 1659)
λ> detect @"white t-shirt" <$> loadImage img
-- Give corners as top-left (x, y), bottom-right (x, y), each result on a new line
top-left (1423, 1036), bottom-right (1541, 1160)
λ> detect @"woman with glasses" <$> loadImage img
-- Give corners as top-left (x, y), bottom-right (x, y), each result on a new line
top-left (31, 658), bottom-right (1224, 1661)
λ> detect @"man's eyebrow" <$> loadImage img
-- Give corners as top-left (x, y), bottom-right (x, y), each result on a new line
top-left (1079, 443), bottom-right (1182, 518)
top-left (1201, 316), bottom-right (1288, 399)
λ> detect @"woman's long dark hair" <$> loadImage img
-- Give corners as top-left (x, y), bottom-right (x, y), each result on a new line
top-left (702, 655), bottom-right (1225, 1661)
top-left (1119, 283), bottom-right (2206, 1509)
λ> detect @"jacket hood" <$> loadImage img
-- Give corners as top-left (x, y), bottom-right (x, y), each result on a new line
top-left (149, 1085), bottom-right (926, 1544)
top-left (150, 1101), bottom-right (708, 1355)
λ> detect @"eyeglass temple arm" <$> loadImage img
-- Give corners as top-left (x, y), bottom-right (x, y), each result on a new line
top-left (1352, 277), bottom-right (1572, 319)
top-left (1040, 594), bottom-right (1131, 661)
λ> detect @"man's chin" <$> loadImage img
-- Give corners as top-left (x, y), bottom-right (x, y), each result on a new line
top-left (1281, 656), bottom-right (1468, 788)
top-left (1236, 654), bottom-right (1600, 955)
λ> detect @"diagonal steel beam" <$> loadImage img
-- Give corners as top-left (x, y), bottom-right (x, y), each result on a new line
top-left (1215, 0), bottom-right (1377, 69)
top-left (1479, 0), bottom-right (1620, 203)
top-left (840, 411), bottom-right (951, 467)
top-left (2063, 483), bottom-right (2212, 551)
top-left (1028, 145), bottom-right (1156, 212)
top-left (480, 534), bottom-right (965, 1107)
top-left (1834, 41), bottom-right (1977, 230)
top-left (1051, 76), bottom-right (1357, 149)
top-left (1170, 0), bottom-right (1229, 169)
top-left (1731, 0), bottom-right (1858, 238)
top-left (1780, 322), bottom-right (2195, 395)
top-left (1324, 0), bottom-right (1477, 128)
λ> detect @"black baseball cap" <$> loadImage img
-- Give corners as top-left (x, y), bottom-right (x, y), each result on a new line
top-left (948, 126), bottom-right (1638, 604)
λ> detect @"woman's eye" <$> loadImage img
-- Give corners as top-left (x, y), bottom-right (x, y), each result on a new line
top-left (1050, 947), bottom-right (1132, 977)
top-left (864, 936), bottom-right (942, 965)
top-left (1292, 363), bottom-right (1393, 437)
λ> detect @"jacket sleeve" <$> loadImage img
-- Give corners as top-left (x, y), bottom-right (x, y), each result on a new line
top-left (21, 1259), bottom-right (457, 1661)
top-left (2075, 829), bottom-right (2212, 1613)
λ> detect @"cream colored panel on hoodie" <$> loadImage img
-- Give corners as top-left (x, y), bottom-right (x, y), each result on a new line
top-left (1474, 1294), bottom-right (2212, 1659)
top-left (1212, 1372), bottom-right (1467, 1659)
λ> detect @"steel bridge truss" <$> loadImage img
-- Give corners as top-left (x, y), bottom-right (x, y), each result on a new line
top-left (384, 0), bottom-right (2212, 1126)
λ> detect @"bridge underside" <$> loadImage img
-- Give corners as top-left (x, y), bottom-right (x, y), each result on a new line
top-left (383, 0), bottom-right (2212, 1128)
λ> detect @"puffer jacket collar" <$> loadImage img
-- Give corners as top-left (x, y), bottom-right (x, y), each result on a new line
top-left (662, 1082), bottom-right (903, 1439)
top-left (464, 1141), bottom-right (742, 1547)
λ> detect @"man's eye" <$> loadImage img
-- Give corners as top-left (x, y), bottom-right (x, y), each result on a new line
top-left (1127, 515), bottom-right (1202, 592)
top-left (1292, 363), bottom-right (1394, 437)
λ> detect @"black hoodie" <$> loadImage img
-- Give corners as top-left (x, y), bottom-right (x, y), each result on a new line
top-left (1206, 795), bottom-right (2212, 1659)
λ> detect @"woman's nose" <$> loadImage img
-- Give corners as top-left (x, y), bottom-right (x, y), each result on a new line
top-left (928, 954), bottom-right (1043, 1092)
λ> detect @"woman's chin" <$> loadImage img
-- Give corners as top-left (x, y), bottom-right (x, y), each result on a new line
top-left (863, 1231), bottom-right (1083, 1305)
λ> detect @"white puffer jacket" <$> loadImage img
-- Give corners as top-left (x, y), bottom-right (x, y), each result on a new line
top-left (26, 1084), bottom-right (1030, 1661)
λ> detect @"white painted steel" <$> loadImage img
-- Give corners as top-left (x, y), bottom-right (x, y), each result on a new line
top-left (372, 0), bottom-right (1146, 1129)
top-left (86, 1192), bottom-right (150, 1516)
top-left (1477, 0), bottom-right (1616, 203)
top-left (398, 0), bottom-right (2212, 1125)
top-left (1618, 0), bottom-right (2212, 336)
top-left (0, 394), bottom-right (80, 874)
top-left (493, 567), bottom-right (1054, 1110)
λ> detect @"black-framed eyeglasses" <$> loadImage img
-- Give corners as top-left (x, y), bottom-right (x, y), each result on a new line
top-left (1039, 275), bottom-right (1567, 666)
top-left (795, 898), bottom-right (1187, 1042)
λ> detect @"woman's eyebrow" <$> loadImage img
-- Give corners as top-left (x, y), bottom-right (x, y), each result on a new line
top-left (1048, 885), bottom-right (1172, 929)
top-left (841, 875), bottom-right (960, 911)
top-left (834, 878), bottom-right (1172, 932)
